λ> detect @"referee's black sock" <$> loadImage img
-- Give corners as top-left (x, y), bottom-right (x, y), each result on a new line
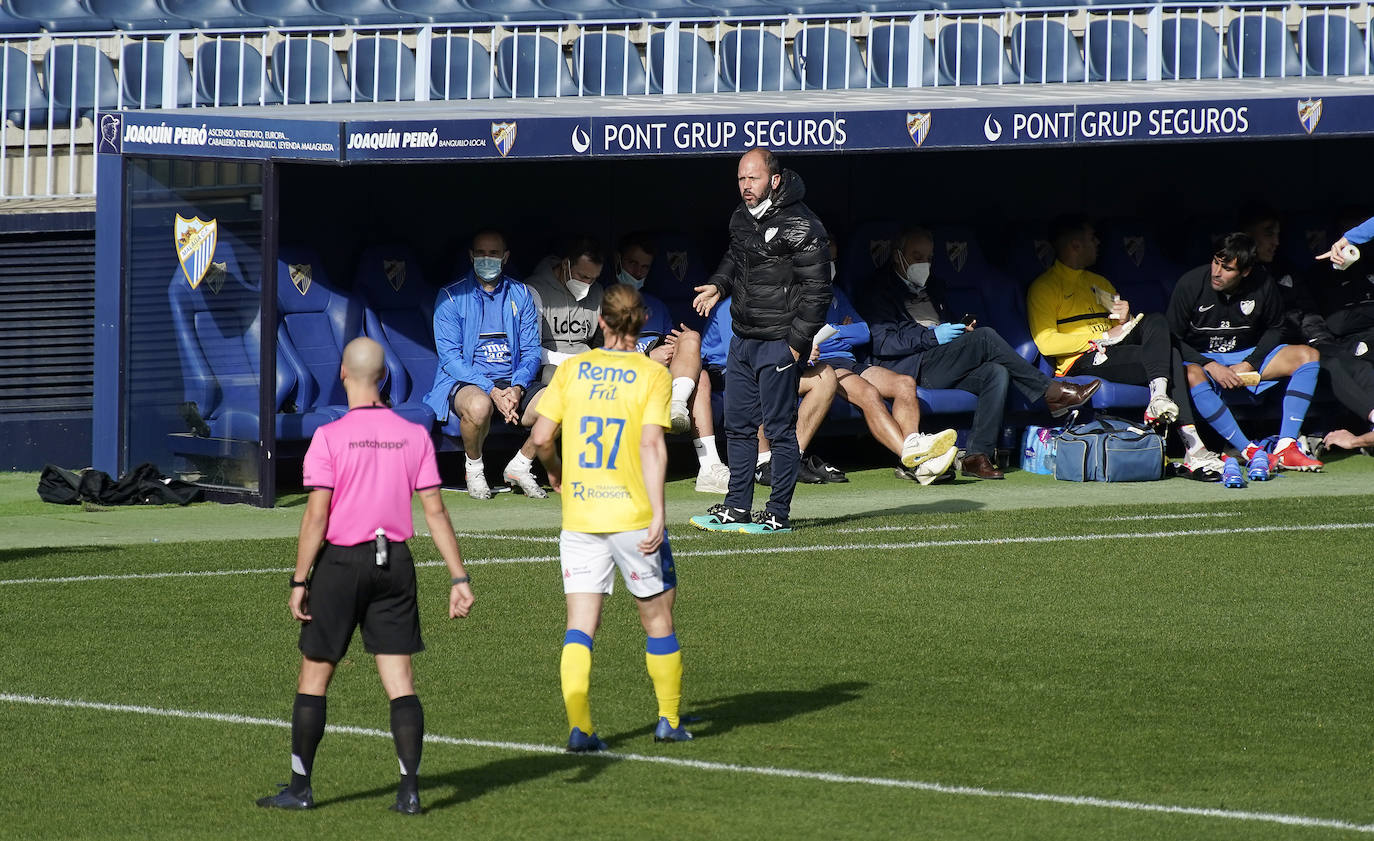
top-left (390, 695), bottom-right (424, 794)
top-left (290, 693), bottom-right (327, 795)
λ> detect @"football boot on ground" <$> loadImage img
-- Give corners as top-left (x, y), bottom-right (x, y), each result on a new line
top-left (900, 428), bottom-right (958, 469)
top-left (566, 727), bottom-right (609, 753)
top-left (1245, 449), bottom-right (1271, 482)
top-left (754, 459), bottom-right (773, 487)
top-left (465, 469), bottom-right (492, 500)
top-left (503, 463), bottom-right (548, 498)
top-left (806, 453), bottom-right (848, 483)
top-left (1241, 443), bottom-right (1279, 475)
top-left (1221, 456), bottom-right (1247, 488)
top-left (653, 717), bottom-right (694, 742)
top-left (1274, 440), bottom-right (1323, 472)
top-left (690, 503), bottom-right (753, 532)
top-left (256, 784), bottom-right (313, 810)
top-left (694, 462), bottom-right (731, 494)
top-left (390, 789), bottom-right (421, 815)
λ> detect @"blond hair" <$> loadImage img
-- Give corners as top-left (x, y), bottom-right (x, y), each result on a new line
top-left (602, 283), bottom-right (649, 340)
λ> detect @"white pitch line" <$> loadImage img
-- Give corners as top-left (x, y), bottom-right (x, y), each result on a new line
top-left (2, 521), bottom-right (1371, 587)
top-left (1091, 511), bottom-right (1242, 522)
top-left (1, 691), bottom-right (1369, 835)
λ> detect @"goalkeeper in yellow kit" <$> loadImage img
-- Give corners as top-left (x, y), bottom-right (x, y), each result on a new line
top-left (531, 283), bottom-right (692, 751)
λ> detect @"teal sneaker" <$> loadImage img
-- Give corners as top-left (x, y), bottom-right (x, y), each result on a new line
top-left (691, 503), bottom-right (753, 532)
top-left (747, 510), bottom-right (792, 533)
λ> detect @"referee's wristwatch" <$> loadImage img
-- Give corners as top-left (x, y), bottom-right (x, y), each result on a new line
top-left (289, 577), bottom-right (308, 588)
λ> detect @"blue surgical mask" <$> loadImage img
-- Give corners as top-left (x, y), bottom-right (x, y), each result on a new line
top-left (618, 268), bottom-right (644, 290)
top-left (473, 256), bottom-right (503, 282)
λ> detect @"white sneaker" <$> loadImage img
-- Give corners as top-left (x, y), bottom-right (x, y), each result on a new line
top-left (901, 428), bottom-right (958, 469)
top-left (669, 399), bottom-right (692, 435)
top-left (1183, 449), bottom-right (1225, 475)
top-left (503, 462), bottom-right (548, 499)
top-left (1145, 395), bottom-right (1179, 426)
top-left (694, 462), bottom-right (731, 494)
top-left (465, 468), bottom-right (492, 500)
top-left (915, 447), bottom-right (958, 485)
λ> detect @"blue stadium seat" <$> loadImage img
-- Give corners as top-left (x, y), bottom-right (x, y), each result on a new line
top-left (0, 3), bottom-right (41, 33)
top-left (1226, 15), bottom-right (1304, 78)
top-left (167, 235), bottom-right (284, 442)
top-left (8, 0), bottom-right (114, 32)
top-left (355, 244), bottom-right (439, 428)
top-left (121, 39), bottom-right (195, 109)
top-left (1, 47), bottom-right (68, 128)
top-left (685, 1), bottom-right (780, 15)
top-left (937, 22), bottom-right (1017, 84)
top-left (44, 44), bottom-right (119, 120)
top-left (430, 35), bottom-right (510, 98)
top-left (647, 29), bottom-right (732, 93)
top-left (348, 36), bottom-right (417, 101)
top-left (838, 220), bottom-right (900, 295)
top-left (465, 0), bottom-right (570, 22)
top-left (764, 1), bottom-right (867, 14)
top-left (238, 0), bottom-right (343, 29)
top-left (1009, 19), bottom-right (1086, 82)
top-left (275, 245), bottom-right (360, 438)
top-left (1086, 18), bottom-right (1149, 81)
top-left (543, 0), bottom-right (638, 19)
top-left (386, 0), bottom-right (491, 23)
top-left (720, 27), bottom-right (803, 91)
top-left (1094, 218), bottom-right (1183, 318)
top-left (616, 0), bottom-right (715, 17)
top-left (196, 39), bottom-right (283, 105)
top-left (573, 31), bottom-right (651, 95)
top-left (88, 0), bottom-right (179, 30)
top-left (1302, 12), bottom-right (1371, 75)
top-left (163, 0), bottom-right (269, 29)
top-left (795, 26), bottom-right (869, 89)
top-left (496, 32), bottom-right (580, 97)
top-left (1161, 16), bottom-right (1236, 79)
top-left (868, 23), bottom-right (946, 86)
top-left (315, 0), bottom-right (420, 25)
top-left (271, 37), bottom-right (352, 104)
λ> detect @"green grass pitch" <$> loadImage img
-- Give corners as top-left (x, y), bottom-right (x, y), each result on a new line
top-left (1, 461), bottom-right (1372, 840)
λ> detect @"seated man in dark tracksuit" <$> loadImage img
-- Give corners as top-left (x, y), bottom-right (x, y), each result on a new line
top-left (855, 224), bottom-right (1099, 479)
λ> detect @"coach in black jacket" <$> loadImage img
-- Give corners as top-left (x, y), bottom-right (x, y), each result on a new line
top-left (690, 148), bottom-right (830, 533)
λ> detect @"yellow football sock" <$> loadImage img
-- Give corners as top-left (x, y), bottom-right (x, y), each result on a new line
top-left (645, 634), bottom-right (683, 728)
top-left (560, 630), bottom-right (594, 735)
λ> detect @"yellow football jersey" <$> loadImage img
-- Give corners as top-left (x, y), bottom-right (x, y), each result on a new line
top-left (537, 348), bottom-right (671, 533)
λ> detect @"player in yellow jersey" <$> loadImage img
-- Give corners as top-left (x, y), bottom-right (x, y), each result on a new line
top-left (531, 283), bottom-right (692, 751)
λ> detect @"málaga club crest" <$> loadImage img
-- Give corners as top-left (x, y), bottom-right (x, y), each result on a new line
top-left (174, 214), bottom-right (218, 290)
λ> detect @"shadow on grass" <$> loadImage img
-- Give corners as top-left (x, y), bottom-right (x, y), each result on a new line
top-left (613, 680), bottom-right (871, 743)
top-left (0, 545), bottom-right (115, 564)
top-left (796, 499), bottom-right (986, 529)
top-left (315, 751), bottom-right (612, 813)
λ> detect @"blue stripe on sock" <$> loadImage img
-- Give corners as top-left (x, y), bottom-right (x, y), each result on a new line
top-left (646, 633), bottom-right (679, 656)
top-left (1281, 361), bottom-right (1319, 440)
top-left (564, 629), bottom-right (593, 650)
top-left (1190, 382), bottom-right (1249, 451)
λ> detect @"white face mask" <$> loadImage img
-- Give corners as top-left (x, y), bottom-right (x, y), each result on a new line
top-left (903, 261), bottom-right (931, 292)
top-left (747, 196), bottom-right (773, 219)
top-left (472, 256), bottom-right (503, 282)
top-left (564, 261), bottom-right (593, 301)
top-left (617, 268), bottom-right (643, 290)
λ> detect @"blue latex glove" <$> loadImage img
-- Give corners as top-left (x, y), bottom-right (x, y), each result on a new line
top-left (934, 322), bottom-right (966, 345)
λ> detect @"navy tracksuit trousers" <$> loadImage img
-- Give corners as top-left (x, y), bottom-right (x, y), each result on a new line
top-left (724, 336), bottom-right (803, 519)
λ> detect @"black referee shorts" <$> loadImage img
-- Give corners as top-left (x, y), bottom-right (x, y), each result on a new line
top-left (298, 540), bottom-right (424, 662)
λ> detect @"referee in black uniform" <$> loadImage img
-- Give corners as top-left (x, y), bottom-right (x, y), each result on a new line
top-left (256, 337), bottom-right (475, 815)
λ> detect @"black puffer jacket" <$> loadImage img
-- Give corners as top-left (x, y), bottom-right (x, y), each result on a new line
top-left (707, 169), bottom-right (832, 357)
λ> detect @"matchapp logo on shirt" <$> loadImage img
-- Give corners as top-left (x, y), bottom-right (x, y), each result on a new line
top-left (537, 348), bottom-right (670, 533)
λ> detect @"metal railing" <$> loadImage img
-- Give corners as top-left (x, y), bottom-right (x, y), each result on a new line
top-left (1, 2), bottom-right (1371, 198)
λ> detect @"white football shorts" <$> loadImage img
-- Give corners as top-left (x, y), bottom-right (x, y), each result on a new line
top-left (559, 529), bottom-right (677, 598)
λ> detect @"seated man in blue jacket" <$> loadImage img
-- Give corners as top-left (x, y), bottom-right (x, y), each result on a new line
top-left (815, 279), bottom-right (958, 484)
top-left (854, 225), bottom-right (1099, 479)
top-left (423, 229), bottom-right (547, 500)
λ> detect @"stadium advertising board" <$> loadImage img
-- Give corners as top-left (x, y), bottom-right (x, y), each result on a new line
top-left (101, 111), bottom-right (342, 160)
